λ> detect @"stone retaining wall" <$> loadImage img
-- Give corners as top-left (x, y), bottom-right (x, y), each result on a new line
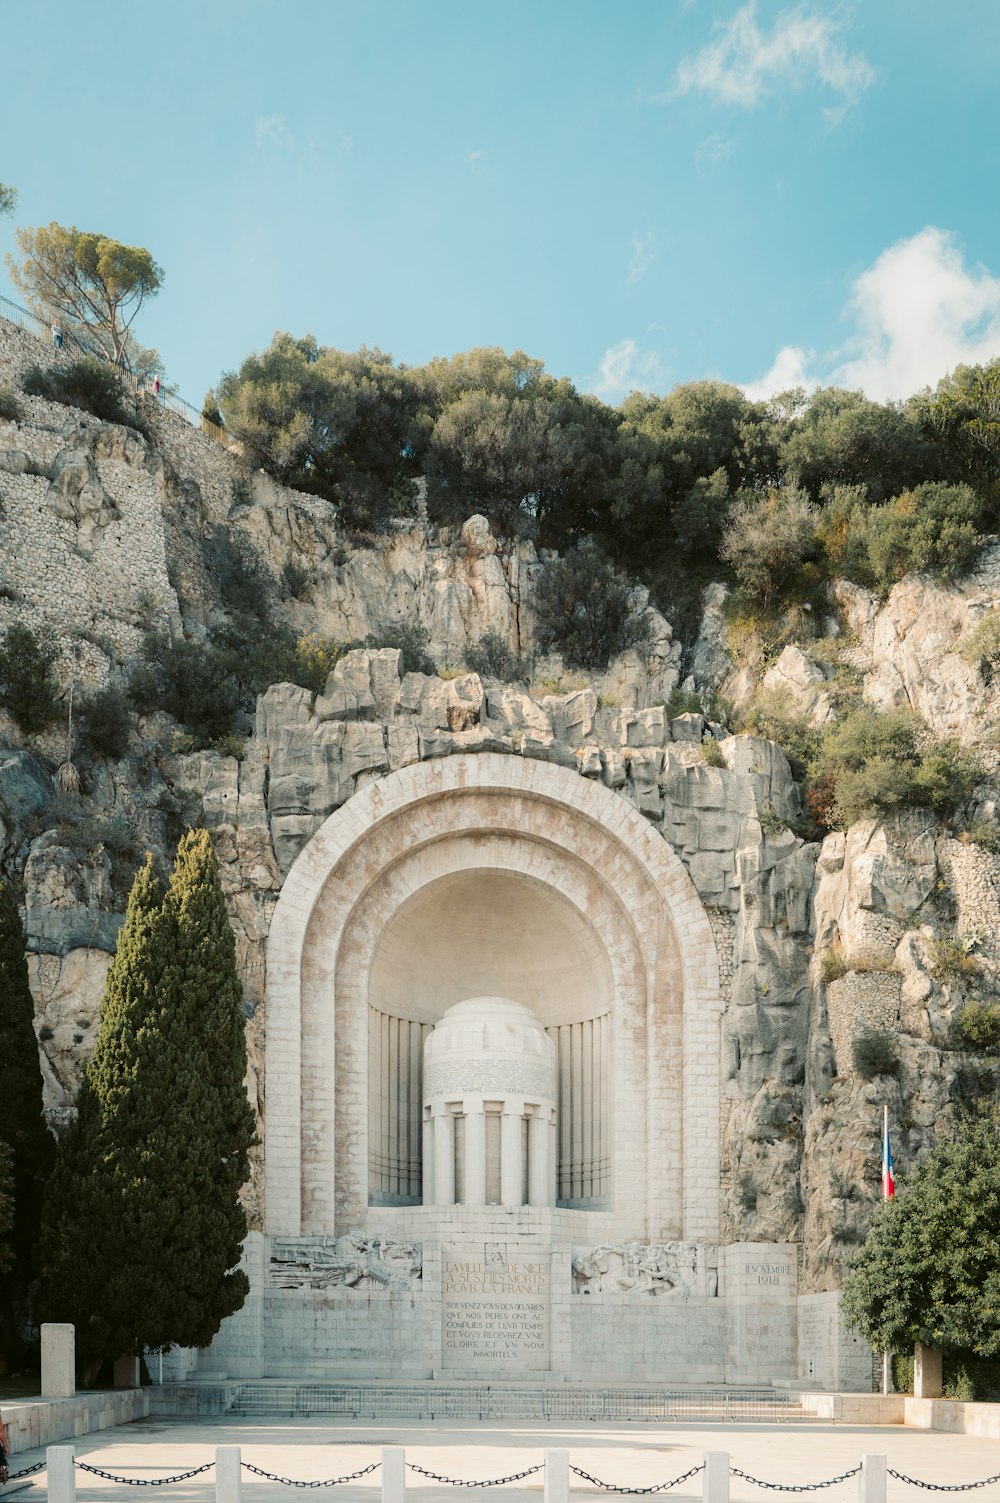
top-left (1, 1387), bottom-right (150, 1454)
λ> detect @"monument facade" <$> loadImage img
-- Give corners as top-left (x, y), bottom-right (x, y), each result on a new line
top-left (193, 755), bottom-right (804, 1383)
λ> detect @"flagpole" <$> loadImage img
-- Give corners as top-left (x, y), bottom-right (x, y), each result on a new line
top-left (882, 1103), bottom-right (891, 1396)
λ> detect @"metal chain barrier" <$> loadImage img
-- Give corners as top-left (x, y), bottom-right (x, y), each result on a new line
top-left (568, 1463), bottom-right (706, 1494)
top-left (8, 1461), bottom-right (46, 1479)
top-left (241, 1460), bottom-right (381, 1489)
top-left (407, 1463), bottom-right (544, 1488)
top-left (887, 1471), bottom-right (1000, 1492)
top-left (730, 1468), bottom-right (862, 1493)
top-left (75, 1459), bottom-right (215, 1486)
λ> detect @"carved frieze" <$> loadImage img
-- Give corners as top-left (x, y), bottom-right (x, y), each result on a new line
top-left (269, 1234), bottom-right (422, 1291)
top-left (572, 1241), bottom-right (718, 1297)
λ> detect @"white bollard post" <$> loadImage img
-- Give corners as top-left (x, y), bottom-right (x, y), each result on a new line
top-left (47, 1445), bottom-right (76, 1503)
top-left (859, 1456), bottom-right (887, 1503)
top-left (703, 1453), bottom-right (730, 1503)
top-left (545, 1449), bottom-right (569, 1503)
top-left (382, 1446), bottom-right (406, 1503)
top-left (216, 1445), bottom-right (242, 1503)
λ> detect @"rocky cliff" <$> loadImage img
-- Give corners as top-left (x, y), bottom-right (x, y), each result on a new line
top-left (1, 317), bottom-right (998, 1288)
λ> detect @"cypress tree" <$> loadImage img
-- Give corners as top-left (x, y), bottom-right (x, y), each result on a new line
top-left (42, 836), bottom-right (254, 1360)
top-left (0, 1142), bottom-right (15, 1277)
top-left (0, 881), bottom-right (53, 1352)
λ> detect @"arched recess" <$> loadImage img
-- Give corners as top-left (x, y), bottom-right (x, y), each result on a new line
top-left (264, 754), bottom-right (722, 1242)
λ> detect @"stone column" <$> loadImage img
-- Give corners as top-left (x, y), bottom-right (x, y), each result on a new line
top-left (463, 1100), bottom-right (487, 1206)
top-left (914, 1342), bottom-right (943, 1398)
top-left (41, 1322), bottom-right (75, 1398)
top-left (500, 1103), bottom-right (523, 1206)
top-left (422, 1112), bottom-right (435, 1205)
top-left (432, 1107), bottom-right (455, 1206)
top-left (528, 1109), bottom-right (551, 1207)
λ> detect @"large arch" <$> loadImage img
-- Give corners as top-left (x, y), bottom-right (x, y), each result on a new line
top-left (264, 754), bottom-right (723, 1242)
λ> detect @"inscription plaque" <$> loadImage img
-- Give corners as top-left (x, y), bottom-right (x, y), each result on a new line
top-left (442, 1242), bottom-right (550, 1370)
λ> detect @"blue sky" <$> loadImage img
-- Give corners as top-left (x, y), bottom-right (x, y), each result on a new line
top-left (2, 0), bottom-right (998, 409)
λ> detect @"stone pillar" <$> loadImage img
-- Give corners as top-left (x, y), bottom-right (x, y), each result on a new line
top-left (433, 1107), bottom-right (455, 1206)
top-left (216, 1446), bottom-right (242, 1503)
top-left (41, 1322), bottom-right (75, 1398)
top-left (463, 1101), bottom-right (487, 1206)
top-left (528, 1109), bottom-right (551, 1208)
top-left (422, 1113), bottom-right (435, 1205)
top-left (113, 1354), bottom-right (140, 1388)
top-left (500, 1103), bottom-right (523, 1206)
top-left (914, 1343), bottom-right (943, 1398)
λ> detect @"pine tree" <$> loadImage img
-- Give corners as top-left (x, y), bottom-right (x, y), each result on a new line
top-left (0, 881), bottom-right (53, 1351)
top-left (42, 836), bottom-right (254, 1360)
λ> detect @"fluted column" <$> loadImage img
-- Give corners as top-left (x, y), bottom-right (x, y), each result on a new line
top-left (500, 1103), bottom-right (523, 1206)
top-left (463, 1099), bottom-right (487, 1206)
top-left (432, 1106), bottom-right (455, 1206)
top-left (421, 1112), bottom-right (435, 1205)
top-left (528, 1108), bottom-right (552, 1207)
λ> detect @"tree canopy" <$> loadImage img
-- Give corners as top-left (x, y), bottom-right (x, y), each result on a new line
top-left (217, 333), bottom-right (996, 634)
top-left (6, 223), bottom-right (163, 372)
top-left (841, 1121), bottom-right (1000, 1359)
top-left (0, 181), bottom-right (15, 217)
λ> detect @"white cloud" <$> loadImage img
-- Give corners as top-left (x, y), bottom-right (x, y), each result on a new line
top-left (674, 3), bottom-right (875, 117)
top-left (255, 114), bottom-right (292, 148)
top-left (589, 339), bottom-right (666, 403)
top-left (627, 230), bottom-right (659, 285)
top-left (743, 228), bottom-right (1000, 402)
top-left (465, 149), bottom-right (485, 166)
top-left (743, 344), bottom-right (816, 401)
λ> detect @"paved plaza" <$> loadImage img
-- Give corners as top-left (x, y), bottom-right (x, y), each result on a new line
top-left (8, 1415), bottom-right (1000, 1503)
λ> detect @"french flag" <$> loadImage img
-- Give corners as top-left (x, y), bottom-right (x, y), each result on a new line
top-left (882, 1108), bottom-right (895, 1199)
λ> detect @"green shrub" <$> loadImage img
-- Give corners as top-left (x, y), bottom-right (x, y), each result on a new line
top-left (895, 1352), bottom-right (1000, 1401)
top-left (365, 624), bottom-right (434, 677)
top-left (533, 543), bottom-right (649, 671)
top-left (736, 686), bottom-right (818, 781)
top-left (806, 706), bottom-right (980, 830)
top-left (862, 483), bottom-right (987, 588)
top-left (931, 935), bottom-right (981, 982)
top-left (821, 950), bottom-right (848, 984)
top-left (783, 1183), bottom-right (805, 1215)
top-left (464, 631), bottom-right (530, 682)
top-left (831, 1218), bottom-right (864, 1244)
top-left (951, 1001), bottom-right (1000, 1055)
top-left (720, 485), bottom-right (819, 608)
top-left (701, 736), bottom-right (726, 768)
top-left (666, 687), bottom-right (704, 719)
top-left (78, 683), bottom-right (132, 760)
top-left (961, 820), bottom-right (1000, 853)
top-left (851, 1030), bottom-right (900, 1080)
top-left (0, 384), bottom-right (21, 421)
top-left (22, 359), bottom-right (144, 432)
top-left (0, 621), bottom-right (60, 731)
top-left (959, 613), bottom-right (1000, 667)
top-left (128, 633), bottom-right (240, 746)
top-left (202, 526), bottom-right (272, 622)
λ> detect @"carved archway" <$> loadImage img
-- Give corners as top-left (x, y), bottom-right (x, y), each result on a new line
top-left (264, 754), bottom-right (722, 1241)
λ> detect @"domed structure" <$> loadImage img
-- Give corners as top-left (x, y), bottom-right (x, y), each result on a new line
top-left (423, 997), bottom-right (557, 1208)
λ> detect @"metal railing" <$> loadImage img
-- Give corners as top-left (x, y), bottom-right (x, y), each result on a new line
top-left (0, 291), bottom-right (229, 446)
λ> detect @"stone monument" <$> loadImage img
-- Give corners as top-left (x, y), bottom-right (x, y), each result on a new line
top-left (187, 756), bottom-right (803, 1384)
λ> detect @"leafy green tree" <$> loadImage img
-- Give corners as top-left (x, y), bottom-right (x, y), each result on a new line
top-left (0, 882), bottom-right (53, 1354)
top-left (6, 224), bottom-right (163, 371)
top-left (842, 1121), bottom-right (1000, 1360)
top-left (779, 387), bottom-right (942, 503)
top-left (918, 360), bottom-right (1000, 508)
top-left (42, 836), bottom-right (254, 1362)
top-left (0, 181), bottom-right (15, 216)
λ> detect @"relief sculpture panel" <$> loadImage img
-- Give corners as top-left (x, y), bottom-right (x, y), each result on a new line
top-left (572, 1241), bottom-right (718, 1297)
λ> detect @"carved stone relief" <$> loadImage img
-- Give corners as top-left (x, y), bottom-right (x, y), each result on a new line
top-left (269, 1233), bottom-right (422, 1291)
top-left (572, 1241), bottom-right (718, 1297)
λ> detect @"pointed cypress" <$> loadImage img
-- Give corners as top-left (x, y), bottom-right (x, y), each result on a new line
top-left (0, 881), bottom-right (53, 1351)
top-left (42, 836), bottom-right (254, 1360)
